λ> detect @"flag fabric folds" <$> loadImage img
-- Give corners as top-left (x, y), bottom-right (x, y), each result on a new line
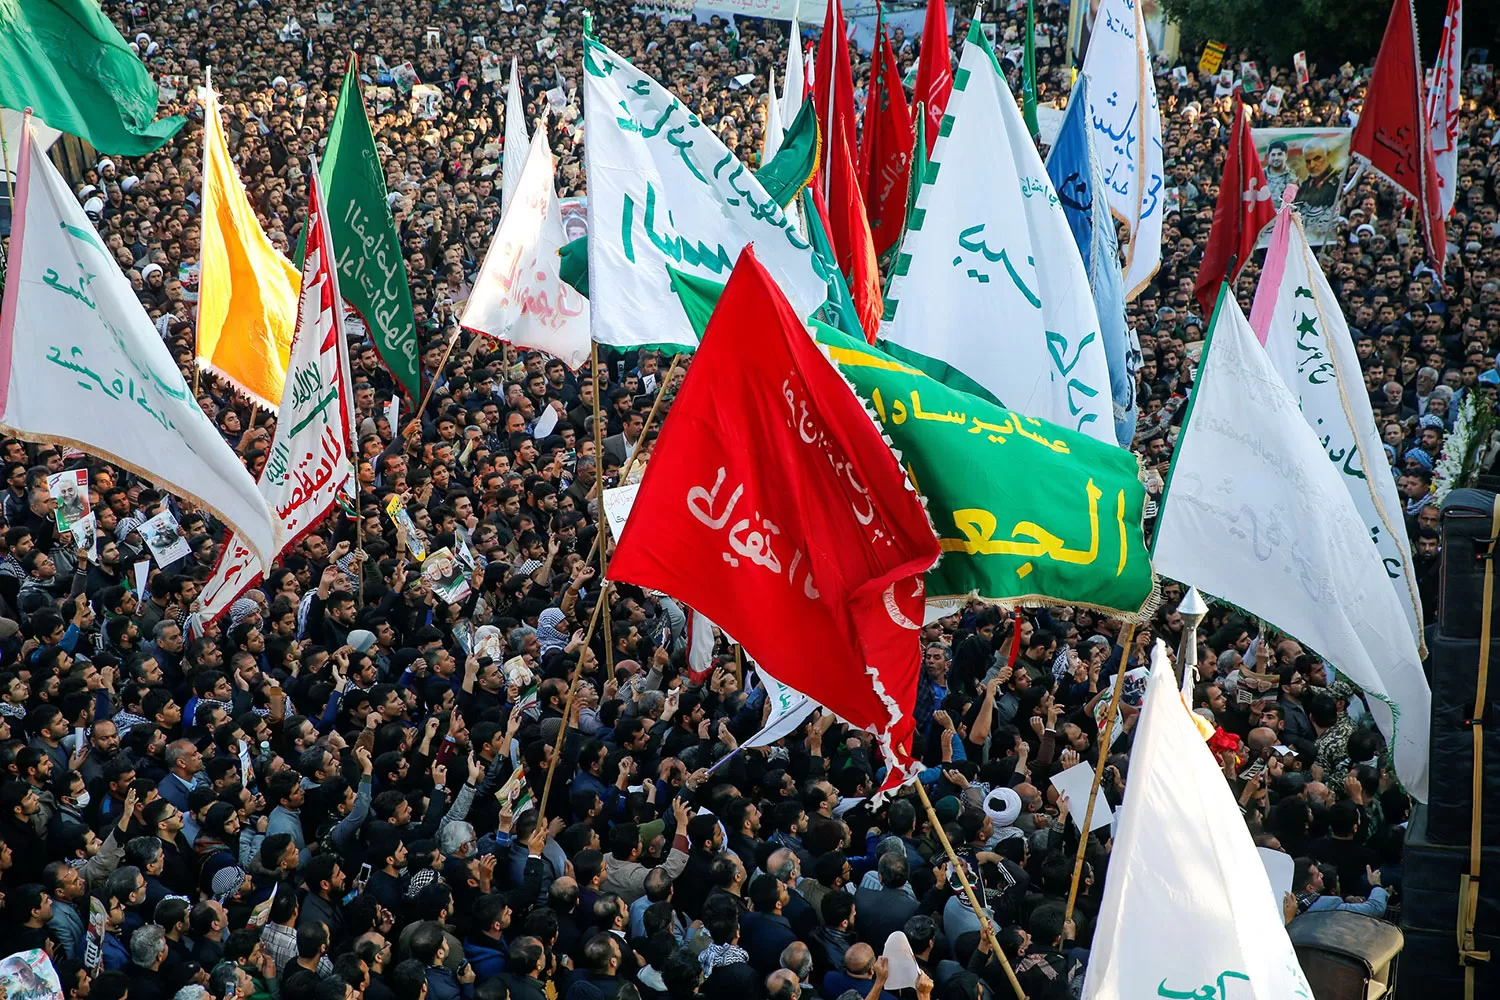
top-left (745, 668), bottom-right (817, 750)
top-left (1349, 0), bottom-right (1446, 273)
top-left (911, 0), bottom-right (952, 157)
top-left (581, 33), bottom-right (828, 352)
top-left (1045, 73), bottom-right (1139, 447)
top-left (0, 117), bottom-right (276, 567)
top-left (1425, 0), bottom-right (1462, 216)
top-left (462, 129), bottom-right (591, 370)
top-left (860, 20), bottom-right (914, 260)
top-left (684, 607), bottom-right (717, 686)
top-left (1081, 0), bottom-right (1164, 300)
top-left (882, 23), bottom-right (1114, 443)
top-left (196, 85), bottom-right (301, 411)
top-left (609, 248), bottom-right (940, 793)
top-left (1081, 648), bottom-right (1314, 1000)
top-left (317, 58), bottom-right (419, 402)
top-left (0, 0), bottom-right (185, 155)
top-left (812, 320), bottom-right (1156, 620)
top-left (1021, 0), bottom-right (1040, 137)
top-left (1193, 93), bottom-right (1276, 317)
top-left (199, 165), bottom-right (358, 619)
top-left (780, 16), bottom-right (806, 131)
top-left (1248, 201), bottom-right (1426, 656)
top-left (815, 0), bottom-right (883, 340)
top-left (503, 57), bottom-right (531, 210)
top-left (1152, 289), bottom-right (1431, 801)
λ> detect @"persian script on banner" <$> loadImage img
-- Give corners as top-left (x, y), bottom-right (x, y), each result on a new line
top-left (582, 34), bottom-right (830, 351)
top-left (199, 167), bottom-right (357, 618)
top-left (0, 117), bottom-right (277, 566)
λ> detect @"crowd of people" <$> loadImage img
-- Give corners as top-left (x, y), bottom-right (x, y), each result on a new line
top-left (0, 0), bottom-right (1497, 998)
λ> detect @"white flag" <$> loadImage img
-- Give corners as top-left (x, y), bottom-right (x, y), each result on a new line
top-left (199, 163), bottom-right (357, 618)
top-left (0, 118), bottom-right (276, 567)
top-left (1153, 292), bottom-right (1431, 800)
top-left (780, 15), bottom-right (805, 128)
top-left (881, 24), bottom-right (1114, 442)
top-left (686, 606), bottom-right (717, 683)
top-left (1082, 650), bottom-right (1313, 1000)
top-left (745, 667), bottom-right (816, 749)
top-left (1424, 0), bottom-right (1461, 215)
top-left (502, 57), bottom-right (531, 210)
top-left (461, 129), bottom-right (591, 370)
top-left (582, 34), bottom-right (827, 351)
top-left (1249, 203), bottom-right (1425, 655)
top-left (764, 67), bottom-right (786, 163)
top-left (1082, 0), bottom-right (1164, 300)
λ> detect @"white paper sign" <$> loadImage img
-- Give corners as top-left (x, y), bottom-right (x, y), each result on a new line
top-left (134, 560), bottom-right (152, 601)
top-left (601, 483), bottom-right (641, 542)
top-left (1258, 847), bottom-right (1295, 911)
top-left (1050, 760), bottom-right (1113, 833)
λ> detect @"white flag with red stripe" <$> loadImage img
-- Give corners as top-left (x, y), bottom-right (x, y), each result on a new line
top-left (199, 162), bottom-right (357, 619)
top-left (1425, 0), bottom-right (1462, 215)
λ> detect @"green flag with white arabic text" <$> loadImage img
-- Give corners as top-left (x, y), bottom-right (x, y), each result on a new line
top-left (314, 58), bottom-right (419, 401)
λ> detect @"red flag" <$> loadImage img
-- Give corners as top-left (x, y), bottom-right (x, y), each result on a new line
top-left (911, 0), bottom-right (952, 156)
top-left (815, 0), bottom-right (883, 340)
top-left (1193, 94), bottom-right (1276, 316)
top-left (860, 21), bottom-right (914, 258)
top-left (609, 248), bottom-right (939, 792)
top-left (1350, 0), bottom-right (1446, 274)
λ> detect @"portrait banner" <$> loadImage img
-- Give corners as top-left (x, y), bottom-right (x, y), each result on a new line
top-left (1251, 127), bottom-right (1351, 247)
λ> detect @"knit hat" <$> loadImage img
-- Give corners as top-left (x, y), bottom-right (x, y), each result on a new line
top-left (933, 795), bottom-right (962, 825)
top-left (347, 629), bottom-right (377, 654)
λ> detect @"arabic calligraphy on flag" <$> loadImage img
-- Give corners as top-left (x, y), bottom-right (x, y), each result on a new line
top-left (199, 168), bottom-right (357, 619)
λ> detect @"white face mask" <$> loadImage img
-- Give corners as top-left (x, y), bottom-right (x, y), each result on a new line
top-left (73, 791), bottom-right (91, 809)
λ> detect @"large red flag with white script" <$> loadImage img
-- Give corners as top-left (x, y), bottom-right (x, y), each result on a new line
top-left (609, 248), bottom-right (940, 791)
top-left (1349, 0), bottom-right (1446, 274)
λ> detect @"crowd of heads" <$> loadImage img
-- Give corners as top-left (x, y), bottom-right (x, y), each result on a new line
top-left (0, 0), bottom-right (1496, 998)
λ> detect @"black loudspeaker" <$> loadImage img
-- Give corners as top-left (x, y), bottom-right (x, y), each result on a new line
top-left (1287, 911), bottom-right (1403, 1000)
top-left (1439, 489), bottom-right (1500, 639)
top-left (1425, 634), bottom-right (1500, 845)
top-left (1399, 805), bottom-right (1500, 996)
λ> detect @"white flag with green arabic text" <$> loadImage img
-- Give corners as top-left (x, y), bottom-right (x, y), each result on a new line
top-left (0, 118), bottom-right (277, 567)
top-left (881, 24), bottom-right (1113, 443)
top-left (1083, 648), bottom-right (1313, 1000)
top-left (582, 34), bottom-right (828, 350)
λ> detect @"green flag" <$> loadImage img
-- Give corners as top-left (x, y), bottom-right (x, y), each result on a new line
top-left (316, 58), bottom-right (419, 401)
top-left (1022, 0), bottom-right (1040, 139)
top-left (0, 0), bottom-right (184, 155)
top-left (814, 322), bottom-right (1156, 619)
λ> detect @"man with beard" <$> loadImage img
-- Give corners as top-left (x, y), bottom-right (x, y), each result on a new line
top-left (1414, 527), bottom-right (1441, 622)
top-left (86, 540), bottom-right (127, 604)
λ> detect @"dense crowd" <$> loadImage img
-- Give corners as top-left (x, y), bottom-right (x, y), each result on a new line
top-left (0, 0), bottom-right (1497, 998)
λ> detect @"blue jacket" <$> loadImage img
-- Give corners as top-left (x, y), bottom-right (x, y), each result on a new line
top-left (424, 965), bottom-right (473, 1000)
top-left (463, 933), bottom-right (507, 979)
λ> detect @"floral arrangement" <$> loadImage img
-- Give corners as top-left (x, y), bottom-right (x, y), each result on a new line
top-left (1433, 390), bottom-right (1499, 504)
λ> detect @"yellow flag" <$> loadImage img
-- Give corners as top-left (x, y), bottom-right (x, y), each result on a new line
top-left (195, 87), bottom-right (299, 409)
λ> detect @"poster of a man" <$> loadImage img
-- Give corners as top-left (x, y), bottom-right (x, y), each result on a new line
top-left (47, 470), bottom-right (90, 532)
top-left (1252, 128), bottom-right (1351, 246)
top-left (421, 545), bottom-right (473, 604)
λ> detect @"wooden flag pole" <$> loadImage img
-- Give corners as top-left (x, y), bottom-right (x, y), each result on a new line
top-left (536, 351), bottom-right (683, 819)
top-left (914, 780), bottom-right (1027, 999)
top-left (414, 329), bottom-right (461, 420)
top-left (590, 343), bottom-right (615, 677)
top-left (1064, 621), bottom-right (1138, 924)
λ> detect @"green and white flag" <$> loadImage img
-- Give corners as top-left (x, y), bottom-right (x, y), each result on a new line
top-left (582, 33), bottom-right (829, 351)
top-left (316, 59), bottom-right (419, 402)
top-left (882, 24), bottom-right (1114, 444)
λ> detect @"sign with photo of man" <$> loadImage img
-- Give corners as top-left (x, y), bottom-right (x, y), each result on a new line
top-left (1251, 127), bottom-right (1351, 247)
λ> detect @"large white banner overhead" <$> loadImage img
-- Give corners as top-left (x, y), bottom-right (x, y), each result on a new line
top-left (1083, 650), bottom-right (1314, 1000)
top-left (1249, 204), bottom-right (1425, 655)
top-left (881, 24), bottom-right (1113, 442)
top-left (1152, 291), bottom-right (1431, 801)
top-left (582, 33), bottom-right (828, 351)
top-left (0, 117), bottom-right (277, 567)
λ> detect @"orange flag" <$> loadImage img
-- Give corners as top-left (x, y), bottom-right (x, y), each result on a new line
top-left (196, 85), bottom-right (300, 409)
